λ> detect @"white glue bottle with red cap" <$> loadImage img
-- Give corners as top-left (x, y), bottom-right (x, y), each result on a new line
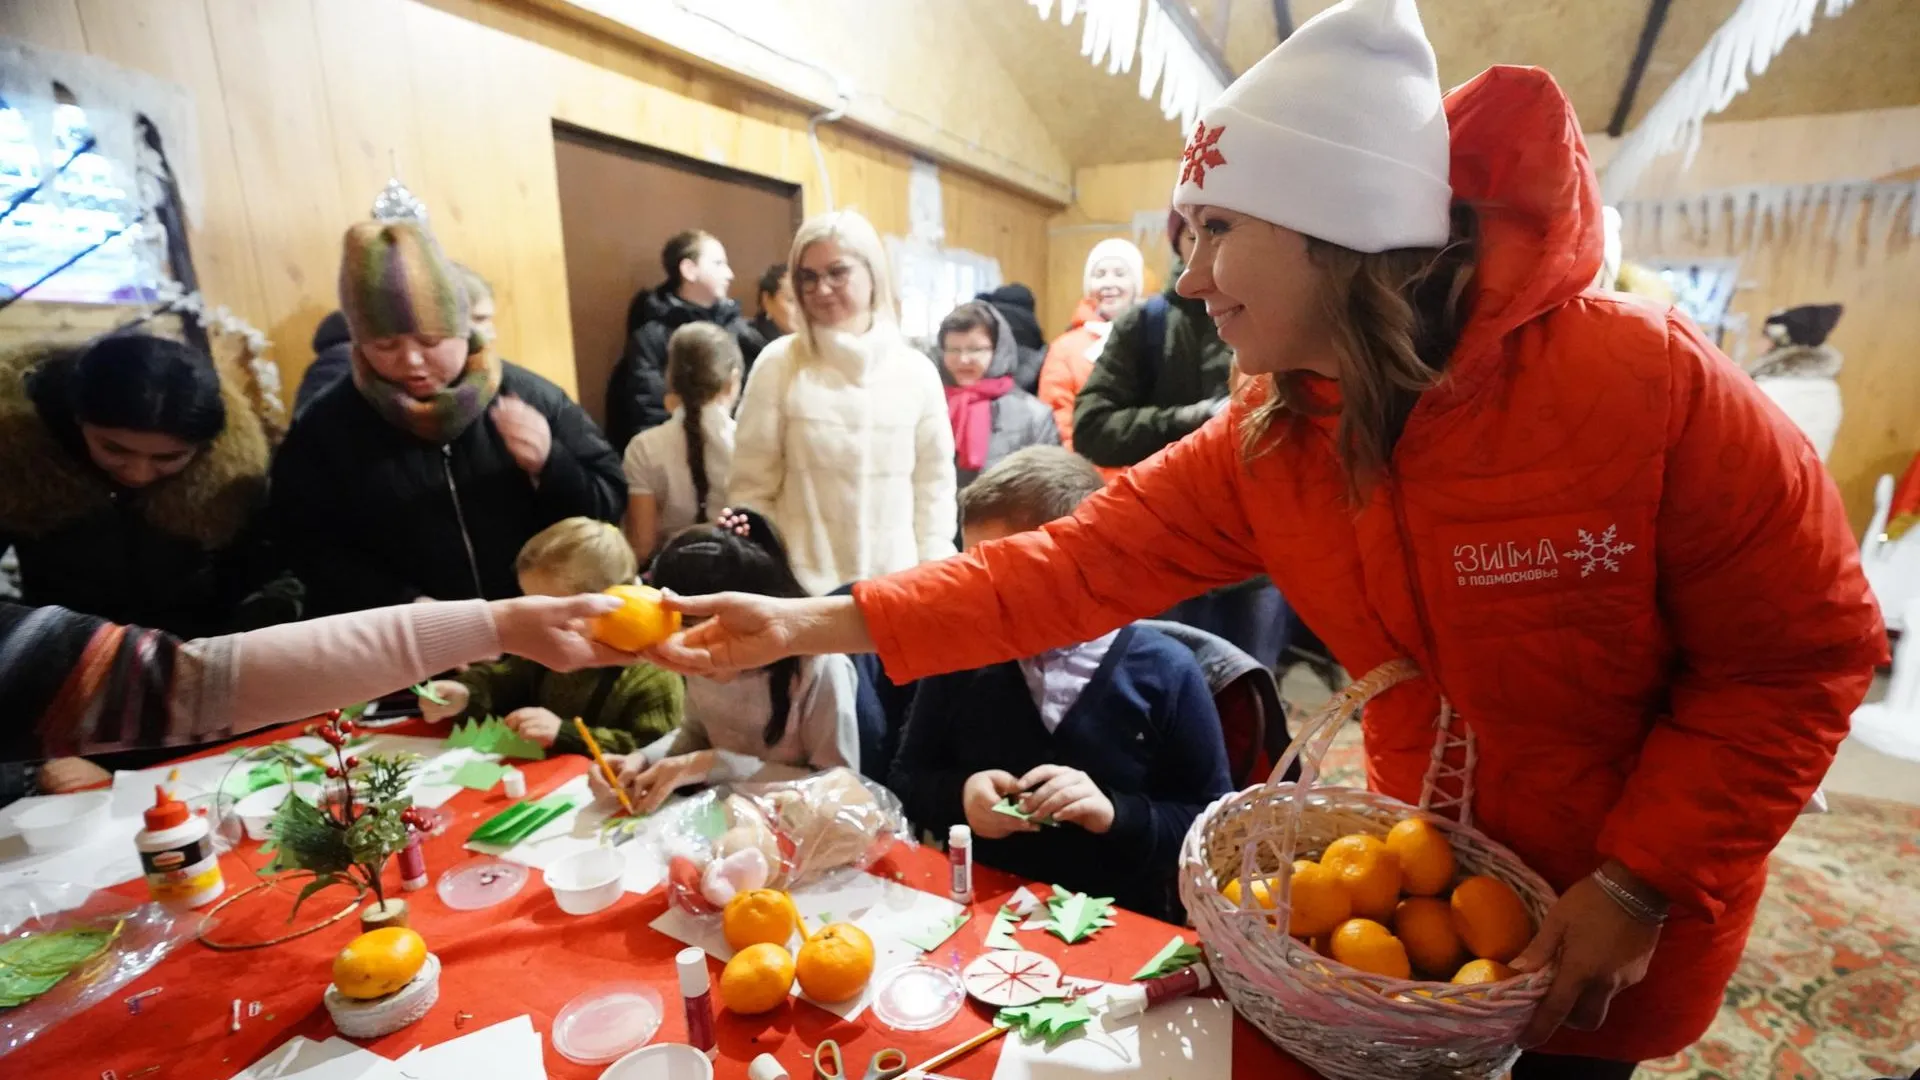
top-left (135, 786), bottom-right (224, 908)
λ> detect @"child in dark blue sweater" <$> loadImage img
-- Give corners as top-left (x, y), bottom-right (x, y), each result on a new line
top-left (886, 447), bottom-right (1232, 922)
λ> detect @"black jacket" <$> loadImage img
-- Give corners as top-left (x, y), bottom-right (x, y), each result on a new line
top-left (270, 363), bottom-right (625, 616)
top-left (0, 351), bottom-right (296, 638)
top-left (294, 310), bottom-right (353, 418)
top-left (607, 286), bottom-right (765, 448)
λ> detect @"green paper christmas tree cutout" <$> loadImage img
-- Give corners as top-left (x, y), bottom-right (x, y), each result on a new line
top-left (983, 905), bottom-right (1022, 950)
top-left (445, 716), bottom-right (546, 760)
top-left (992, 797), bottom-right (1058, 826)
top-left (1044, 885), bottom-right (1116, 944)
top-left (997, 998), bottom-right (1094, 1045)
top-left (902, 911), bottom-right (971, 952)
top-left (411, 681), bottom-right (448, 705)
top-left (1131, 935), bottom-right (1204, 980)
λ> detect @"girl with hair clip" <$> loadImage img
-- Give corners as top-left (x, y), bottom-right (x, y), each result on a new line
top-left (592, 508), bottom-right (859, 813)
top-left (622, 323), bottom-right (743, 564)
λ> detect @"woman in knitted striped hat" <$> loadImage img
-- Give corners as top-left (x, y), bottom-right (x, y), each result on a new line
top-left (271, 221), bottom-right (627, 615)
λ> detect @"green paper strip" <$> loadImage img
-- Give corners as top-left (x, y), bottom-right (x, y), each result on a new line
top-left (902, 912), bottom-right (971, 952)
top-left (1131, 935), bottom-right (1204, 980)
top-left (411, 681), bottom-right (448, 706)
top-left (469, 797), bottom-right (577, 847)
top-left (449, 760), bottom-right (508, 791)
top-left (991, 797), bottom-right (1059, 826)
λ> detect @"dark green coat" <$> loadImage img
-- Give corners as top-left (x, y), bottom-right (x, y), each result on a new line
top-left (454, 657), bottom-right (683, 756)
top-left (1071, 286), bottom-right (1232, 468)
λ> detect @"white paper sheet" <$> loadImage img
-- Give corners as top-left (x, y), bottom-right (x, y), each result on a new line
top-left (227, 1035), bottom-right (400, 1080)
top-left (649, 868), bottom-right (967, 1021)
top-left (389, 1014), bottom-right (545, 1080)
top-left (989, 995), bottom-right (1233, 1080)
top-left (464, 777), bottom-right (683, 895)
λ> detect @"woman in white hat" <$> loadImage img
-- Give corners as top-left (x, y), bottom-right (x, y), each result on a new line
top-left (640, 2), bottom-right (1883, 1074)
top-left (1037, 237), bottom-right (1145, 451)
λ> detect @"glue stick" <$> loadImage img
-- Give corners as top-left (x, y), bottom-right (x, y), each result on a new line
top-left (677, 947), bottom-right (717, 1060)
top-left (948, 824), bottom-right (973, 904)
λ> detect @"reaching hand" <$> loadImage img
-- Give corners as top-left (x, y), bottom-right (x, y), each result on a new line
top-left (644, 592), bottom-right (866, 676)
top-left (1015, 764), bottom-right (1115, 834)
top-left (417, 680), bottom-right (468, 722)
top-left (503, 706), bottom-right (563, 747)
top-left (1511, 862), bottom-right (1663, 1047)
top-left (489, 593), bottom-right (636, 672)
top-left (963, 770), bottom-right (1033, 840)
top-left (490, 394), bottom-right (553, 477)
top-left (38, 757), bottom-right (111, 793)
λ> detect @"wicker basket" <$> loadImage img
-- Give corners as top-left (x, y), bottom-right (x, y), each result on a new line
top-left (1179, 661), bottom-right (1559, 1080)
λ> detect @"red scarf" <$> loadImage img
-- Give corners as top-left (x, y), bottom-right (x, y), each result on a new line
top-left (945, 377), bottom-right (1014, 472)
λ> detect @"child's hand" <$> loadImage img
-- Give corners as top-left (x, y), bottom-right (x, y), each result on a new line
top-left (963, 769), bottom-right (1033, 840)
top-left (628, 752), bottom-right (713, 814)
top-left (417, 680), bottom-right (468, 722)
top-left (1015, 764), bottom-right (1114, 834)
top-left (589, 752), bottom-right (640, 802)
top-left (38, 757), bottom-right (111, 793)
top-left (503, 707), bottom-right (563, 747)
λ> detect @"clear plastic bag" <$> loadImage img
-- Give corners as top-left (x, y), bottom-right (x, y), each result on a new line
top-left (661, 768), bottom-right (910, 915)
top-left (0, 882), bottom-right (207, 1059)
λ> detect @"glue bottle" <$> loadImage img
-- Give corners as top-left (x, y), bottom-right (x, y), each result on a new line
top-left (135, 786), bottom-right (224, 908)
top-left (677, 947), bottom-right (718, 1060)
top-left (948, 824), bottom-right (973, 904)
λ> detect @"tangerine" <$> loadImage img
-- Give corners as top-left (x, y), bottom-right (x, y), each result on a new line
top-left (1385, 817), bottom-right (1456, 897)
top-left (1221, 875), bottom-right (1277, 909)
top-left (1321, 834), bottom-right (1402, 921)
top-left (1328, 918), bottom-right (1411, 980)
top-left (592, 584), bottom-right (681, 652)
top-left (1451, 958), bottom-right (1517, 985)
top-left (332, 927), bottom-right (427, 1000)
top-left (1286, 860), bottom-right (1352, 937)
top-left (723, 888), bottom-right (799, 951)
top-left (1392, 897), bottom-right (1465, 976)
top-left (795, 922), bottom-right (874, 1004)
top-left (719, 943), bottom-right (795, 1014)
top-left (1450, 876), bottom-right (1532, 963)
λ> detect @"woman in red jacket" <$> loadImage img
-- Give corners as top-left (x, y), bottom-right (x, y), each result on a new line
top-left (642, 1), bottom-right (1884, 1074)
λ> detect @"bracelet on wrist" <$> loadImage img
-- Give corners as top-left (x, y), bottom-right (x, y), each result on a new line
top-left (1590, 867), bottom-right (1668, 925)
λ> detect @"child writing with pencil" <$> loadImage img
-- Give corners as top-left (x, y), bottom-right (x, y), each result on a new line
top-left (590, 508), bottom-right (859, 812)
top-left (419, 517), bottom-right (682, 756)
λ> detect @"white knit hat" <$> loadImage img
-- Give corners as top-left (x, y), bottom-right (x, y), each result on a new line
top-left (1082, 238), bottom-right (1144, 296)
top-left (1170, 0), bottom-right (1451, 253)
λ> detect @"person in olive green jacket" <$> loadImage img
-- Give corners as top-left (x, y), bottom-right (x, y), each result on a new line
top-left (1070, 212), bottom-right (1233, 472)
top-left (418, 517), bottom-right (683, 755)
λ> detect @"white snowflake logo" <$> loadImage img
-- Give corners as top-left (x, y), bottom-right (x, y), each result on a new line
top-left (1562, 524), bottom-right (1636, 577)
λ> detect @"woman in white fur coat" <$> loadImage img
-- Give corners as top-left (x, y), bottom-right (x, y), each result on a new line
top-left (1750, 303), bottom-right (1844, 463)
top-left (729, 210), bottom-right (958, 594)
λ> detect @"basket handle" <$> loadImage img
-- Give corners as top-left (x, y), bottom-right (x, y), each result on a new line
top-left (1265, 659), bottom-right (1421, 788)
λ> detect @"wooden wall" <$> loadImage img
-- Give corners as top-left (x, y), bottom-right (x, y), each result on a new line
top-left (0, 0), bottom-right (1058, 398)
top-left (1044, 159), bottom-right (1180, 336)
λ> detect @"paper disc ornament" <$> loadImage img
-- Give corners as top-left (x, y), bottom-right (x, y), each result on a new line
top-left (961, 950), bottom-right (1062, 1007)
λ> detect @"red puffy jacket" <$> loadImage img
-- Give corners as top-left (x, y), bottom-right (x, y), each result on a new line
top-left (854, 67), bottom-right (1885, 1060)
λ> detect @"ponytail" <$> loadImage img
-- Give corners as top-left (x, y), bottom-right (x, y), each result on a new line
top-left (664, 323), bottom-right (744, 524)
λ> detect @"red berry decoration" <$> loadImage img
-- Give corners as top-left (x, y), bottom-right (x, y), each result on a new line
top-left (326, 766), bottom-right (343, 778)
top-left (344, 756), bottom-right (360, 769)
top-left (337, 719), bottom-right (356, 735)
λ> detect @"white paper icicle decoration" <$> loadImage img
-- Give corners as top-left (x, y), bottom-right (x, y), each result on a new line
top-left (1030, 0), bottom-right (1223, 132)
top-left (1620, 179), bottom-right (1915, 255)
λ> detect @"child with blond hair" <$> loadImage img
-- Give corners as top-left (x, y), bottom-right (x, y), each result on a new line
top-left (419, 516), bottom-right (681, 754)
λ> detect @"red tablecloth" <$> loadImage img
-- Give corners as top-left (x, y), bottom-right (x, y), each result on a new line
top-left (9, 723), bottom-right (1317, 1080)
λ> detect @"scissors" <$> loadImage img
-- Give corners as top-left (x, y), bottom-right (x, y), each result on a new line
top-left (814, 1039), bottom-right (908, 1080)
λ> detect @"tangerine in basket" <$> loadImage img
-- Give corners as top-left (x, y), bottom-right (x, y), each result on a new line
top-left (591, 583), bottom-right (681, 652)
top-left (723, 888), bottom-right (799, 951)
top-left (719, 943), bottom-right (795, 1014)
top-left (1450, 875), bottom-right (1533, 963)
top-left (1328, 918), bottom-right (1411, 980)
top-left (1392, 897), bottom-right (1465, 976)
top-left (1286, 860), bottom-right (1352, 937)
top-left (332, 927), bottom-right (427, 1000)
top-left (1452, 958), bottom-right (1517, 985)
top-left (795, 922), bottom-right (874, 1004)
top-left (1385, 817), bottom-right (1456, 897)
top-left (1221, 875), bottom-right (1277, 909)
top-left (1321, 834), bottom-right (1402, 921)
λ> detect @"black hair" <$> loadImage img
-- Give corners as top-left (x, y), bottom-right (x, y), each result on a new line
top-left (27, 333), bottom-right (225, 445)
top-left (662, 230), bottom-right (716, 291)
top-left (756, 263), bottom-right (788, 310)
top-left (665, 324), bottom-right (744, 524)
top-left (650, 509), bottom-right (808, 747)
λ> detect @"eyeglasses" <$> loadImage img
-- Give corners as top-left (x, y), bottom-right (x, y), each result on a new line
top-left (794, 262), bottom-right (858, 293)
top-left (942, 346), bottom-right (994, 360)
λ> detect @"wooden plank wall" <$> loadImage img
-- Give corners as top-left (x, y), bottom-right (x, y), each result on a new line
top-left (1044, 159), bottom-right (1179, 336)
top-left (0, 0), bottom-right (1058, 397)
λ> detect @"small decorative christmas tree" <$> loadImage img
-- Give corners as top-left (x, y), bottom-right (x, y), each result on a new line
top-left (264, 709), bottom-right (427, 919)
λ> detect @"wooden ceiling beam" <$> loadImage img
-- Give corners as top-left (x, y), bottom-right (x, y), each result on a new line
top-left (1606, 0), bottom-right (1673, 138)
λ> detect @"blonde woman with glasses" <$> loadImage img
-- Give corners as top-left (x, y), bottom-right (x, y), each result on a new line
top-left (728, 210), bottom-right (957, 594)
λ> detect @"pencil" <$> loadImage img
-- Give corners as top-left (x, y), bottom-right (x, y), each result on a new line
top-left (909, 1024), bottom-right (1007, 1074)
top-left (573, 716), bottom-right (636, 816)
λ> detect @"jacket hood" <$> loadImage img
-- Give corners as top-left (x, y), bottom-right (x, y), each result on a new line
top-left (0, 346), bottom-right (271, 547)
top-left (1066, 296), bottom-right (1106, 332)
top-left (1750, 343), bottom-right (1842, 381)
top-left (930, 304), bottom-right (1021, 388)
top-left (312, 310), bottom-right (352, 352)
top-left (977, 284), bottom-right (1045, 351)
top-left (1427, 66), bottom-right (1604, 413)
top-left (633, 284), bottom-right (742, 333)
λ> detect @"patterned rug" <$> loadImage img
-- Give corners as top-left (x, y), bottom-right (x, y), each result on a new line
top-left (1314, 728), bottom-right (1920, 1079)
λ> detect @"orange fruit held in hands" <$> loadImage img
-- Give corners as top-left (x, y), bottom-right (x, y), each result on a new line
top-left (1286, 860), bottom-right (1353, 937)
top-left (1393, 897), bottom-right (1465, 976)
top-left (332, 927), bottom-right (428, 1000)
top-left (1452, 958), bottom-right (1518, 985)
top-left (1328, 918), bottom-right (1411, 980)
top-left (1385, 817), bottom-right (1456, 897)
top-left (719, 943), bottom-right (795, 1014)
top-left (795, 923), bottom-right (875, 1004)
top-left (591, 584), bottom-right (681, 652)
top-left (723, 889), bottom-right (800, 951)
top-left (1321, 834), bottom-right (1403, 921)
top-left (1450, 875), bottom-right (1533, 963)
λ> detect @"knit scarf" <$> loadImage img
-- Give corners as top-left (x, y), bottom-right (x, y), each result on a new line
top-left (349, 342), bottom-right (502, 444)
top-left (945, 376), bottom-right (1014, 472)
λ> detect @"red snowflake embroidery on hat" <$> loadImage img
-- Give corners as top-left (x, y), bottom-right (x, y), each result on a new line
top-left (1180, 121), bottom-right (1227, 188)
